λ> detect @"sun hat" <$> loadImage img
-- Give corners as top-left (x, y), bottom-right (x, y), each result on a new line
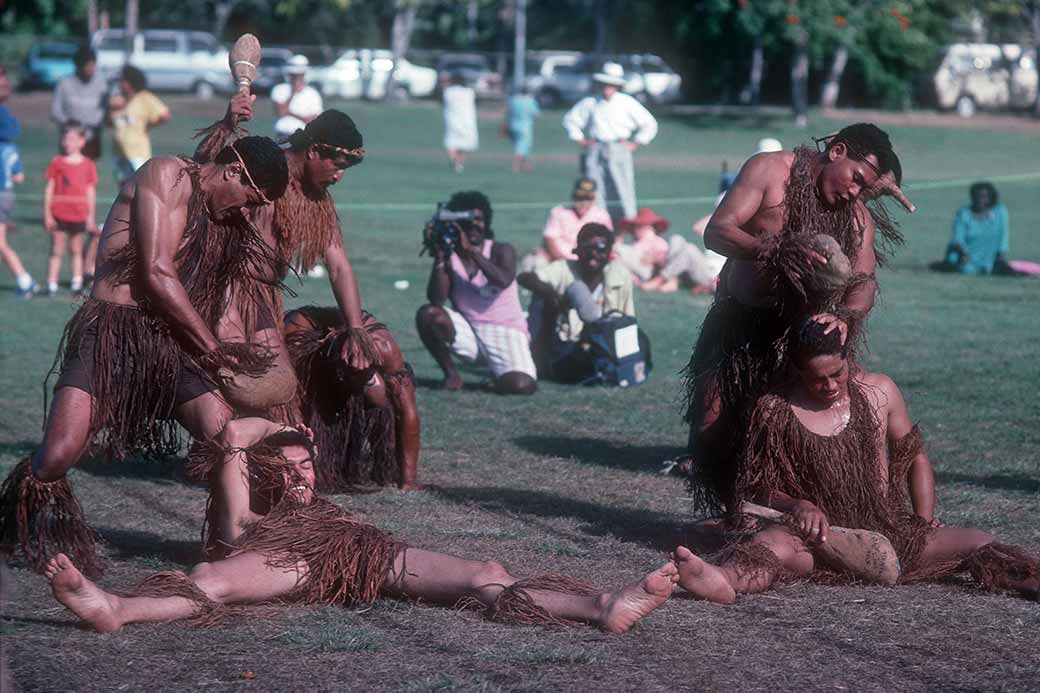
top-left (285, 54), bottom-right (309, 76)
top-left (620, 207), bottom-right (670, 233)
top-left (593, 61), bottom-right (627, 87)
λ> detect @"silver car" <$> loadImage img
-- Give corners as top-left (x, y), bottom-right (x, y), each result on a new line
top-left (92, 29), bottom-right (233, 98)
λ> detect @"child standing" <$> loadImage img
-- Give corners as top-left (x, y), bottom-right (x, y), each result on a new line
top-left (43, 121), bottom-right (97, 296)
top-left (0, 65), bottom-right (38, 298)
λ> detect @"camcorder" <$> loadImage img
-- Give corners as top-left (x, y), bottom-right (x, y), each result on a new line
top-left (422, 203), bottom-right (478, 255)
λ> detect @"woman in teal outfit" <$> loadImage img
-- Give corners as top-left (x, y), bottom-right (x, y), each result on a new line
top-left (505, 87), bottom-right (540, 173)
top-left (931, 182), bottom-right (1028, 275)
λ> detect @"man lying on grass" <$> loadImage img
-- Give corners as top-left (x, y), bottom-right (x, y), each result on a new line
top-left (43, 418), bottom-right (679, 633)
top-left (673, 317), bottom-right (1039, 603)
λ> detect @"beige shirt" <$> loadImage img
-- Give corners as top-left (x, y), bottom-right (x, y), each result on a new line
top-left (535, 259), bottom-right (635, 342)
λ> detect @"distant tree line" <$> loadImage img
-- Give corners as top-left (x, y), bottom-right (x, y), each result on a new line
top-left (2, 0), bottom-right (1038, 114)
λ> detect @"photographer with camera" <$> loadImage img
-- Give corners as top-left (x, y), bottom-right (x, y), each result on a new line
top-left (415, 191), bottom-right (537, 395)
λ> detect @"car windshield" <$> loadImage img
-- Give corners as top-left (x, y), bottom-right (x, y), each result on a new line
top-left (38, 44), bottom-right (77, 59)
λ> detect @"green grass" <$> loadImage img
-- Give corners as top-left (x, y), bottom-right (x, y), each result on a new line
top-left (2, 94), bottom-right (1039, 692)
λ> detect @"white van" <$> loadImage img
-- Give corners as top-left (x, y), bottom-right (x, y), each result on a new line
top-left (91, 29), bottom-right (234, 99)
top-left (932, 43), bottom-right (1038, 117)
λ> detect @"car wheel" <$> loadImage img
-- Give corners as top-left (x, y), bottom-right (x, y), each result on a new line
top-left (194, 81), bottom-right (215, 100)
top-left (955, 95), bottom-right (976, 118)
top-left (536, 88), bottom-right (559, 109)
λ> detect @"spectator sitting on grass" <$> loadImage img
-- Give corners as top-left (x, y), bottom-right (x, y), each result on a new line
top-left (519, 177), bottom-right (612, 273)
top-left (930, 181), bottom-right (1039, 276)
top-left (415, 190), bottom-right (537, 395)
top-left (614, 207), bottom-right (719, 294)
top-left (518, 222), bottom-right (635, 380)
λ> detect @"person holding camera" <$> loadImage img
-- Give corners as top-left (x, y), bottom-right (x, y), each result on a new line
top-left (415, 191), bottom-right (537, 395)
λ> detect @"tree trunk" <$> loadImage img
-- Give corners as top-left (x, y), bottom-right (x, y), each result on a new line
top-left (512, 0), bottom-right (527, 90)
top-left (86, 0), bottom-right (98, 37)
top-left (820, 45), bottom-right (849, 110)
top-left (212, 1), bottom-right (237, 42)
top-left (125, 0), bottom-right (139, 64)
top-left (466, 0), bottom-right (478, 46)
top-left (1032, 2), bottom-right (1040, 118)
top-left (385, 1), bottom-right (419, 101)
top-left (593, 0), bottom-right (608, 55)
top-left (791, 31), bottom-right (809, 126)
top-left (743, 37), bottom-right (764, 105)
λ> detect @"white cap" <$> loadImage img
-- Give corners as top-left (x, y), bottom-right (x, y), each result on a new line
top-left (755, 137), bottom-right (783, 154)
top-left (285, 54), bottom-right (309, 75)
top-left (593, 62), bottom-right (627, 87)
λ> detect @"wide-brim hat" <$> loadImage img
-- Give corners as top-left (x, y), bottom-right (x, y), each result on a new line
top-left (593, 61), bottom-right (627, 87)
top-left (620, 207), bottom-right (669, 233)
top-left (285, 54), bottom-right (309, 75)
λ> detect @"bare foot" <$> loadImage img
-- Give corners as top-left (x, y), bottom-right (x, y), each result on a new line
top-left (398, 481), bottom-right (427, 491)
top-left (45, 553), bottom-right (122, 632)
top-left (599, 560), bottom-right (678, 633)
top-left (657, 277), bottom-right (680, 293)
top-left (440, 374), bottom-right (463, 391)
top-left (672, 545), bottom-right (736, 604)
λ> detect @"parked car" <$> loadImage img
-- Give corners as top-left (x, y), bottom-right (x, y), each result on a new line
top-left (616, 54), bottom-right (682, 105)
top-left (19, 41), bottom-right (78, 91)
top-left (931, 43), bottom-right (1038, 117)
top-left (436, 53), bottom-right (503, 99)
top-left (525, 55), bottom-right (639, 107)
top-left (252, 47), bottom-right (294, 95)
top-left (91, 29), bottom-right (234, 98)
top-left (311, 49), bottom-right (437, 100)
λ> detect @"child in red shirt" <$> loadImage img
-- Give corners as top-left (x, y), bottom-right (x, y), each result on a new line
top-left (43, 121), bottom-right (97, 295)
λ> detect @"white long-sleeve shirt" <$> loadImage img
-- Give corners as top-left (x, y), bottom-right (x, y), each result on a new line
top-left (562, 92), bottom-right (658, 145)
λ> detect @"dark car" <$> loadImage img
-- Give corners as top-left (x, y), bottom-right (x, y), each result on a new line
top-left (436, 52), bottom-right (502, 99)
top-left (20, 41), bottom-right (78, 91)
top-left (252, 47), bottom-right (294, 95)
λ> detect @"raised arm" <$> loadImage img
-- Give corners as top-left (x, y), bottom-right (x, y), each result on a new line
top-left (882, 375), bottom-right (936, 523)
top-left (466, 239), bottom-right (517, 289)
top-left (703, 155), bottom-right (771, 259)
top-left (134, 160), bottom-right (220, 356)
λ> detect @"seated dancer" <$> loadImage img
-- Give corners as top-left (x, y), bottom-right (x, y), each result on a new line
top-left (0, 136), bottom-right (290, 577)
top-left (674, 319), bottom-right (1038, 603)
top-left (683, 123), bottom-right (915, 514)
top-left (415, 190), bottom-right (537, 395)
top-left (283, 305), bottom-right (421, 491)
top-left (518, 222), bottom-right (637, 382)
top-left (43, 419), bottom-right (679, 634)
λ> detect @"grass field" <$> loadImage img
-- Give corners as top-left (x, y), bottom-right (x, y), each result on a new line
top-left (1, 93), bottom-right (1039, 692)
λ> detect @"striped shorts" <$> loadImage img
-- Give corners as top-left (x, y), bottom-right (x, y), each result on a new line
top-left (444, 307), bottom-right (537, 380)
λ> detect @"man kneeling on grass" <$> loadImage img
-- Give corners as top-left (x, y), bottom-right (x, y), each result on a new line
top-left (43, 418), bottom-right (679, 633)
top-left (673, 317), bottom-right (1039, 603)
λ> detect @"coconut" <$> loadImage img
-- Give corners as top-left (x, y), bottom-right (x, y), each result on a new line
top-left (807, 233), bottom-right (853, 296)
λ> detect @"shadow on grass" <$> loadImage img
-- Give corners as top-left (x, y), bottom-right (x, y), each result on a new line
top-left (512, 435), bottom-right (685, 474)
top-left (431, 485), bottom-right (681, 551)
top-left (0, 441), bottom-right (36, 459)
top-left (78, 456), bottom-right (195, 484)
top-left (414, 376), bottom-right (488, 392)
top-left (99, 527), bottom-right (201, 566)
top-left (937, 472), bottom-right (1039, 494)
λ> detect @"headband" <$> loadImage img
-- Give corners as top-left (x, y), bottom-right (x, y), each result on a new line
top-left (229, 142), bottom-right (273, 204)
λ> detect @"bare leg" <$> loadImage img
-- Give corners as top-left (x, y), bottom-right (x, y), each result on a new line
top-left (83, 232), bottom-right (100, 278)
top-left (0, 224), bottom-right (29, 278)
top-left (386, 370), bottom-right (422, 489)
top-left (67, 231), bottom-right (84, 287)
top-left (33, 386), bottom-right (94, 481)
top-left (415, 304), bottom-right (462, 390)
top-left (674, 526), bottom-right (815, 603)
top-left (175, 391), bottom-right (233, 443)
top-left (47, 231), bottom-right (65, 287)
top-left (382, 548), bottom-right (677, 633)
top-left (46, 551), bottom-right (306, 633)
top-left (918, 527), bottom-right (1039, 598)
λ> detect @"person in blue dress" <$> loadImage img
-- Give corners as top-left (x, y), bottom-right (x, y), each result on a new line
top-left (505, 86), bottom-right (540, 173)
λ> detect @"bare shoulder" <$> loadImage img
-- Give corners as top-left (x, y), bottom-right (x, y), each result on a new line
top-left (738, 151), bottom-right (794, 187)
top-left (857, 370), bottom-right (900, 410)
top-left (133, 156), bottom-right (193, 204)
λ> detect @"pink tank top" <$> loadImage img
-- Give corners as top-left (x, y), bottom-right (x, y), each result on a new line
top-left (450, 240), bottom-right (528, 335)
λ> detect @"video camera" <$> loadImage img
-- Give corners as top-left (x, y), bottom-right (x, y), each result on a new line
top-left (422, 203), bottom-right (478, 255)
